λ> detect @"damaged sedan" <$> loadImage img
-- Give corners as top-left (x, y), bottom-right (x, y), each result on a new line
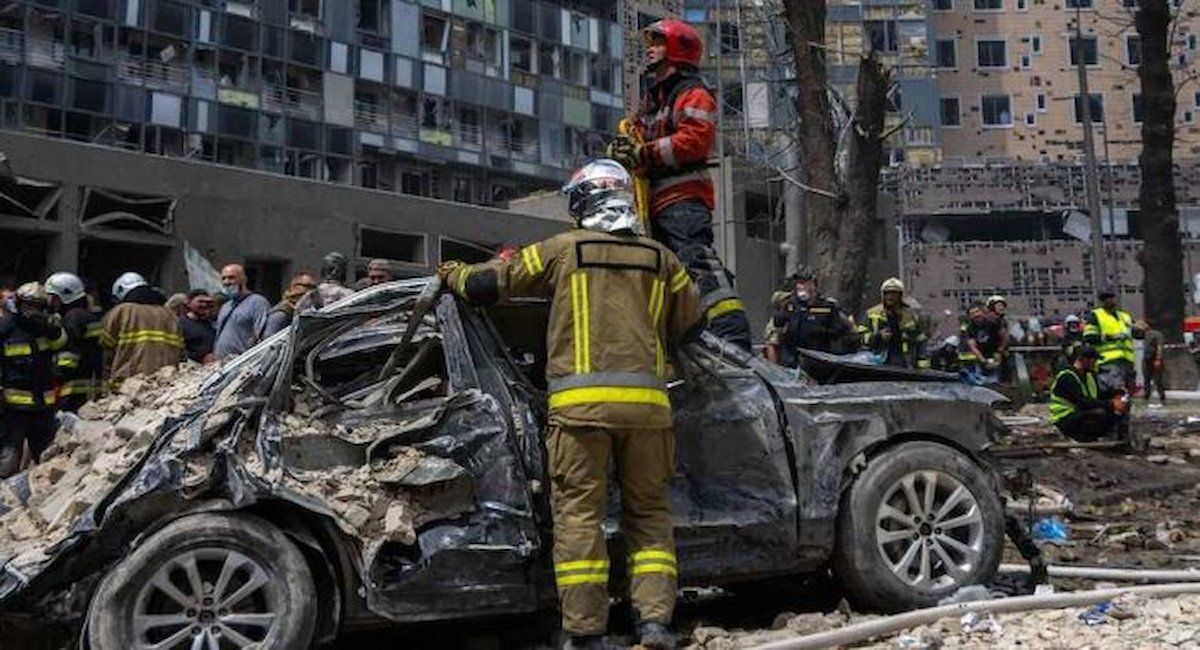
top-left (0, 279), bottom-right (1011, 648)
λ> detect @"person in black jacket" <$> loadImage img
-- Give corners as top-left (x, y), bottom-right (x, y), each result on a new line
top-left (1049, 344), bottom-right (1122, 442)
top-left (45, 272), bottom-right (104, 412)
top-left (771, 266), bottom-right (854, 367)
top-left (0, 282), bottom-right (67, 476)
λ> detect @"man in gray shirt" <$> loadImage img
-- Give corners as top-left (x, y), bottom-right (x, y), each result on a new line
top-left (214, 263), bottom-right (270, 359)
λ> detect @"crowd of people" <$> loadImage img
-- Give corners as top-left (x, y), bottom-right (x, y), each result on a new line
top-left (0, 253), bottom-right (402, 481)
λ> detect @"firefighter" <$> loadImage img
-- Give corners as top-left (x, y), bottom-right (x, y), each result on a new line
top-left (607, 18), bottom-right (751, 351)
top-left (0, 282), bottom-right (67, 477)
top-left (771, 266), bottom-right (854, 367)
top-left (101, 272), bottom-right (184, 384)
top-left (859, 278), bottom-right (929, 369)
top-left (1050, 344), bottom-right (1123, 442)
top-left (959, 301), bottom-right (1003, 383)
top-left (440, 160), bottom-right (702, 650)
top-left (45, 272), bottom-right (104, 412)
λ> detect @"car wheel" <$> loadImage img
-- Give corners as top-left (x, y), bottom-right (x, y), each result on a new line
top-left (833, 441), bottom-right (1004, 612)
top-left (87, 512), bottom-right (317, 650)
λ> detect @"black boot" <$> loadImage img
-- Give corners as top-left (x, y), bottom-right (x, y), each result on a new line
top-left (636, 622), bottom-right (676, 650)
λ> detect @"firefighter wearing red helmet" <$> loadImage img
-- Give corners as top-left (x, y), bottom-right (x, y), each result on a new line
top-left (607, 18), bottom-right (752, 351)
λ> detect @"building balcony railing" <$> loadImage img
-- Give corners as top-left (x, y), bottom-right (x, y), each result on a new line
top-left (391, 113), bottom-right (419, 140)
top-left (455, 122), bottom-right (483, 151)
top-left (354, 100), bottom-right (388, 133)
top-left (116, 56), bottom-right (189, 91)
top-left (490, 133), bottom-right (539, 162)
top-left (26, 35), bottom-right (66, 70)
top-left (0, 29), bottom-right (23, 65)
top-left (262, 84), bottom-right (322, 120)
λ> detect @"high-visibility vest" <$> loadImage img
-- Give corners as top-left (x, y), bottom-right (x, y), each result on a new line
top-left (1049, 369), bottom-right (1098, 424)
top-left (1090, 308), bottom-right (1135, 365)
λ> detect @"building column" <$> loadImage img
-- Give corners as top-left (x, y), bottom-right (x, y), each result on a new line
top-left (45, 183), bottom-right (81, 274)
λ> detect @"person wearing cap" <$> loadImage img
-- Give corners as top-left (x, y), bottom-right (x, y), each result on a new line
top-left (859, 277), bottom-right (929, 369)
top-left (1083, 288), bottom-right (1144, 398)
top-left (607, 18), bottom-right (752, 352)
top-left (1049, 343), bottom-right (1123, 441)
top-left (45, 272), bottom-right (105, 412)
top-left (0, 282), bottom-right (67, 476)
top-left (101, 272), bottom-right (184, 383)
top-left (771, 266), bottom-right (854, 367)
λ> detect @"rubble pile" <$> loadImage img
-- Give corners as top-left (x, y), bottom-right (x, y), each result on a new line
top-left (0, 363), bottom-right (213, 574)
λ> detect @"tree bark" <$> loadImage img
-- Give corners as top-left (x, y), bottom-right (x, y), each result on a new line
top-left (836, 52), bottom-right (890, 317)
top-left (781, 0), bottom-right (840, 289)
top-left (1136, 1), bottom-right (1184, 342)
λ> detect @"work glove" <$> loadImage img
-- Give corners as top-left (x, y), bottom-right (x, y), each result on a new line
top-left (436, 261), bottom-right (464, 286)
top-left (606, 135), bottom-right (642, 171)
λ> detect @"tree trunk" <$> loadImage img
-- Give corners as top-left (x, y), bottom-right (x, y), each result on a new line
top-left (1136, 1), bottom-right (1184, 342)
top-left (836, 52), bottom-right (890, 317)
top-left (781, 0), bottom-right (840, 288)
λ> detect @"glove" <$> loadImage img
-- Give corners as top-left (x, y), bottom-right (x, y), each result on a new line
top-left (436, 261), bottom-right (464, 284)
top-left (606, 136), bottom-right (642, 171)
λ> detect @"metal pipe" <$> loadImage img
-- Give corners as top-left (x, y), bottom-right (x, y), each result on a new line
top-left (999, 563), bottom-right (1200, 583)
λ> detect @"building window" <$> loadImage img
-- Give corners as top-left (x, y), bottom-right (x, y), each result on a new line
top-left (940, 97), bottom-right (961, 126)
top-left (1126, 35), bottom-right (1141, 65)
top-left (511, 35), bottom-right (534, 73)
top-left (564, 50), bottom-right (588, 86)
top-left (466, 23), bottom-right (502, 68)
top-left (935, 39), bottom-right (956, 68)
top-left (1132, 94), bottom-right (1144, 123)
top-left (865, 21), bottom-right (898, 53)
top-left (981, 95), bottom-right (1012, 126)
top-left (290, 0), bottom-right (321, 18)
top-left (1069, 36), bottom-right (1099, 66)
top-left (1072, 93), bottom-right (1104, 123)
top-left (1036, 92), bottom-right (1047, 112)
top-left (358, 0), bottom-right (385, 34)
top-left (539, 45), bottom-right (561, 79)
top-left (421, 13), bottom-right (449, 61)
top-left (933, 0), bottom-right (953, 9)
top-left (1017, 0), bottom-right (1027, 9)
top-left (974, 0), bottom-right (1002, 9)
top-left (359, 227), bottom-right (426, 265)
top-left (977, 39), bottom-right (1007, 68)
top-left (1066, 0), bottom-right (1094, 7)
top-left (1031, 35), bottom-right (1042, 54)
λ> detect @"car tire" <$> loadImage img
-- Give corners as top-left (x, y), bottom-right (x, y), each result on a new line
top-left (832, 441), bottom-right (1004, 612)
top-left (87, 512), bottom-right (317, 650)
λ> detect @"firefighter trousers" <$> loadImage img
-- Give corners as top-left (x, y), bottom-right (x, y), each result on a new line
top-left (652, 200), bottom-right (752, 351)
top-left (546, 424), bottom-right (677, 636)
top-left (0, 410), bottom-right (56, 478)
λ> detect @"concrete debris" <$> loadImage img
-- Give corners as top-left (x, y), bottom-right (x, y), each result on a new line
top-left (0, 362), bottom-right (213, 575)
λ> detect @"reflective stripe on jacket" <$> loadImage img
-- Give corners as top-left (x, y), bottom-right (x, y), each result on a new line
top-left (635, 71), bottom-right (716, 216)
top-left (101, 303), bottom-right (184, 382)
top-left (1049, 368), bottom-right (1098, 424)
top-left (858, 304), bottom-right (930, 369)
top-left (1084, 307), bottom-right (1135, 365)
top-left (55, 307), bottom-right (105, 403)
top-left (0, 317), bottom-right (67, 410)
top-left (447, 229), bottom-right (703, 429)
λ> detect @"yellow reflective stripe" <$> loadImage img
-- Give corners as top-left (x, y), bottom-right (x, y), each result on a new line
top-left (648, 278), bottom-right (665, 378)
top-left (2, 389), bottom-right (57, 405)
top-left (549, 386), bottom-right (670, 409)
top-left (705, 298), bottom-right (744, 321)
top-left (669, 268), bottom-right (690, 294)
top-left (571, 272), bottom-right (591, 374)
top-left (115, 330), bottom-right (184, 347)
top-left (555, 559), bottom-right (611, 573)
top-left (631, 563), bottom-right (678, 577)
top-left (99, 330), bottom-right (116, 347)
top-left (528, 244), bottom-right (544, 274)
top-left (3, 343), bottom-right (31, 357)
top-left (84, 322), bottom-right (104, 338)
top-left (55, 352), bottom-right (81, 368)
top-left (555, 573), bottom-right (611, 587)
top-left (59, 379), bottom-right (104, 396)
top-left (630, 549), bottom-right (677, 564)
top-left (456, 266), bottom-right (472, 296)
top-left (521, 245), bottom-right (545, 277)
top-left (37, 330), bottom-right (68, 351)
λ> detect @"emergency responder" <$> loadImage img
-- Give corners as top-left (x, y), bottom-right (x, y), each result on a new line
top-left (771, 266), bottom-right (853, 367)
top-left (607, 18), bottom-right (751, 351)
top-left (1083, 288), bottom-right (1144, 396)
top-left (1055, 313), bottom-right (1085, 372)
top-left (859, 278), bottom-right (929, 369)
top-left (761, 276), bottom-right (795, 364)
top-left (101, 272), bottom-right (184, 383)
top-left (0, 282), bottom-right (67, 477)
top-left (959, 301), bottom-right (1004, 383)
top-left (1143, 320), bottom-right (1167, 403)
top-left (440, 160), bottom-right (702, 650)
top-left (45, 272), bottom-right (104, 412)
top-left (1050, 344), bottom-right (1124, 442)
top-left (986, 294), bottom-right (1011, 380)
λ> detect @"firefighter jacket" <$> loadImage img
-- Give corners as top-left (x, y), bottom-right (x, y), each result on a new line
top-left (958, 315), bottom-right (1003, 363)
top-left (859, 303), bottom-right (929, 369)
top-left (0, 313), bottom-right (67, 410)
top-left (56, 305), bottom-right (105, 403)
top-left (101, 287), bottom-right (184, 383)
top-left (1083, 307), bottom-right (1139, 365)
top-left (447, 229), bottom-right (703, 429)
top-left (772, 294), bottom-right (853, 366)
top-left (634, 69), bottom-right (717, 217)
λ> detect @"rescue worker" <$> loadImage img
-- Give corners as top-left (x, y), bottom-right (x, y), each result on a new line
top-left (763, 274), bottom-right (799, 364)
top-left (101, 272), bottom-right (184, 384)
top-left (1143, 320), bottom-right (1167, 403)
top-left (959, 301), bottom-right (1003, 383)
top-left (859, 278), bottom-right (929, 369)
top-left (985, 294), bottom-right (1011, 380)
top-left (45, 272), bottom-right (104, 412)
top-left (0, 282), bottom-right (67, 477)
top-left (1083, 288), bottom-right (1143, 396)
top-left (1050, 344), bottom-right (1123, 442)
top-left (317, 252), bottom-right (355, 306)
top-left (440, 160), bottom-right (702, 650)
top-left (608, 18), bottom-right (751, 351)
top-left (771, 266), bottom-right (853, 367)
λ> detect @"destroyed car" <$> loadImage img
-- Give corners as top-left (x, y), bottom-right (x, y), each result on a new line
top-left (0, 279), bottom-right (1011, 648)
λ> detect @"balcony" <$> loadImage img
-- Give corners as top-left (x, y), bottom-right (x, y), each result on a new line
top-left (262, 84), bottom-right (322, 120)
top-left (354, 100), bottom-right (387, 133)
top-left (0, 29), bottom-right (22, 65)
top-left (455, 122), bottom-right (483, 151)
top-left (490, 132), bottom-right (539, 163)
top-left (117, 56), bottom-right (189, 91)
top-left (26, 35), bottom-right (66, 70)
top-left (390, 112), bottom-right (419, 141)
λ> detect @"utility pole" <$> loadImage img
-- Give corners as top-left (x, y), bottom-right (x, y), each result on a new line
top-left (1074, 4), bottom-right (1108, 297)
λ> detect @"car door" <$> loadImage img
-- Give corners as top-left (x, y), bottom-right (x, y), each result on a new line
top-left (669, 340), bottom-right (802, 585)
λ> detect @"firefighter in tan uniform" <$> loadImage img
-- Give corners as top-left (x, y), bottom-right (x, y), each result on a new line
top-left (101, 272), bottom-right (184, 384)
top-left (441, 160), bottom-right (702, 650)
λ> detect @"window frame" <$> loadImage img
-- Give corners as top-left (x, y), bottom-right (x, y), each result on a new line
top-left (976, 38), bottom-right (1008, 68)
top-left (1068, 35), bottom-right (1100, 68)
top-left (939, 96), bottom-right (962, 128)
top-left (980, 94), bottom-right (1013, 128)
top-left (973, 0), bottom-right (1003, 11)
top-left (1072, 93), bottom-right (1105, 124)
top-left (935, 39), bottom-right (957, 68)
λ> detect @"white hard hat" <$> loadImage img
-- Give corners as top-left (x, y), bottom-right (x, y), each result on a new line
top-left (880, 277), bottom-right (905, 295)
top-left (45, 272), bottom-right (86, 305)
top-left (112, 272), bottom-right (148, 302)
top-left (15, 281), bottom-right (47, 305)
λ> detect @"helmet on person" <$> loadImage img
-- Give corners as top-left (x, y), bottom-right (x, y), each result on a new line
top-left (45, 272), bottom-right (86, 305)
top-left (321, 252), bottom-right (348, 284)
top-left (793, 265), bottom-right (816, 282)
top-left (562, 159), bottom-right (643, 235)
top-left (642, 19), bottom-right (704, 67)
top-left (1071, 342), bottom-right (1099, 362)
top-left (1064, 314), bottom-right (1081, 325)
top-left (1098, 285), bottom-right (1118, 300)
top-left (15, 282), bottom-right (47, 306)
top-left (112, 272), bottom-right (148, 302)
top-left (880, 277), bottom-right (905, 295)
top-left (986, 294), bottom-right (1006, 309)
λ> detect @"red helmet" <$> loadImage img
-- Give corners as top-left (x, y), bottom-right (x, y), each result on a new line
top-left (643, 19), bottom-right (703, 67)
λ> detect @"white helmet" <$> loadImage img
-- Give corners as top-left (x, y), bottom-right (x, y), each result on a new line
top-left (880, 277), bottom-right (905, 295)
top-left (45, 272), bottom-right (86, 305)
top-left (562, 159), bottom-right (643, 235)
top-left (112, 271), bottom-right (148, 302)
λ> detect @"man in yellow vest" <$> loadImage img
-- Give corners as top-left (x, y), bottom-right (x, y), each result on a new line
top-left (1082, 288), bottom-right (1144, 395)
top-left (1049, 344), bottom-right (1123, 441)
